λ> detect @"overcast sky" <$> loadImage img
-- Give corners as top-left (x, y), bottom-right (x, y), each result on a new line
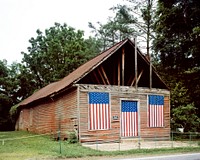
top-left (0, 0), bottom-right (124, 64)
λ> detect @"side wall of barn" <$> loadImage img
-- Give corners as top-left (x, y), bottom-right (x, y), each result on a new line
top-left (15, 88), bottom-right (78, 139)
top-left (78, 84), bottom-right (170, 142)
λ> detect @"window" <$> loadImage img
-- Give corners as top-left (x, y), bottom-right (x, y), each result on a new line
top-left (148, 95), bottom-right (164, 127)
top-left (88, 92), bottom-right (110, 130)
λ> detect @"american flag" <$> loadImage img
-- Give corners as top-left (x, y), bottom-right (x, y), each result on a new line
top-left (121, 100), bottom-right (138, 137)
top-left (89, 92), bottom-right (110, 130)
top-left (148, 95), bottom-right (164, 127)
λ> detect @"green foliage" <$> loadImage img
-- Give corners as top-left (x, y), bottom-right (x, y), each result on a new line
top-left (154, 0), bottom-right (200, 71)
top-left (154, 0), bottom-right (200, 132)
top-left (89, 4), bottom-right (140, 50)
top-left (172, 103), bottom-right (200, 132)
top-left (170, 82), bottom-right (190, 110)
top-left (169, 82), bottom-right (200, 132)
top-left (0, 23), bottom-right (101, 131)
top-left (22, 23), bottom-right (100, 88)
top-left (67, 131), bottom-right (78, 144)
top-left (0, 60), bottom-right (38, 130)
top-left (89, 0), bottom-right (157, 56)
top-left (0, 60), bottom-right (16, 130)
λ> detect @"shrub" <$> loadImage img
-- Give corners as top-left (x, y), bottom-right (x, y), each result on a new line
top-left (67, 131), bottom-right (78, 144)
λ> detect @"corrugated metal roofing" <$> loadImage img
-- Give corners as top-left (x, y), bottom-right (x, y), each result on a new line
top-left (19, 38), bottom-right (128, 106)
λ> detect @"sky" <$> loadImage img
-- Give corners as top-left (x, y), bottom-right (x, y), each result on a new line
top-left (0, 0), bottom-right (124, 64)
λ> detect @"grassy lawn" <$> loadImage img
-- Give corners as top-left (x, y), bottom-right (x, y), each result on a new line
top-left (0, 131), bottom-right (200, 160)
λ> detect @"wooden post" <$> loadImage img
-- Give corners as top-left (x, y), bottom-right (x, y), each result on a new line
top-left (77, 84), bottom-right (81, 142)
top-left (118, 57), bottom-right (120, 86)
top-left (122, 48), bottom-right (125, 86)
top-left (113, 64), bottom-right (116, 85)
top-left (135, 37), bottom-right (138, 89)
top-left (150, 53), bottom-right (152, 89)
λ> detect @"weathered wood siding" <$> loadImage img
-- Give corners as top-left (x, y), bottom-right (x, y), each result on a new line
top-left (78, 84), bottom-right (170, 142)
top-left (16, 84), bottom-right (170, 142)
top-left (57, 88), bottom-right (78, 136)
top-left (16, 101), bottom-right (56, 133)
top-left (16, 88), bottom-right (78, 138)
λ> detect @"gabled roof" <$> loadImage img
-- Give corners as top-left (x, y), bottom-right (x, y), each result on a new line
top-left (19, 38), bottom-right (168, 107)
top-left (19, 39), bottom-right (128, 106)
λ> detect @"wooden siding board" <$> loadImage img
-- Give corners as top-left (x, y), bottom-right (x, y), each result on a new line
top-left (17, 88), bottom-right (78, 139)
top-left (78, 84), bottom-right (170, 142)
top-left (17, 84), bottom-right (170, 142)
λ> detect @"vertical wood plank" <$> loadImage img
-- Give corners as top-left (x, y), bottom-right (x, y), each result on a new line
top-left (118, 56), bottom-right (120, 86)
top-left (135, 37), bottom-right (138, 89)
top-left (122, 48), bottom-right (125, 86)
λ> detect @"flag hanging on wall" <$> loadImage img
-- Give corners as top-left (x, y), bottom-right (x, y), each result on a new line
top-left (148, 95), bottom-right (164, 127)
top-left (89, 92), bottom-right (110, 130)
top-left (121, 100), bottom-right (138, 137)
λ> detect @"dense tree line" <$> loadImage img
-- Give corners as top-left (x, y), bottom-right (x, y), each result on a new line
top-left (0, 0), bottom-right (200, 132)
top-left (154, 0), bottom-right (200, 131)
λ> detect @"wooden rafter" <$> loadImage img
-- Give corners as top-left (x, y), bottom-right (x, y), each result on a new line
top-left (130, 76), bottom-right (136, 87)
top-left (97, 68), bottom-right (106, 85)
top-left (92, 71), bottom-right (100, 84)
top-left (128, 74), bottom-right (134, 85)
top-left (100, 66), bottom-right (110, 85)
top-left (131, 69), bottom-right (144, 87)
top-left (136, 69), bottom-right (144, 84)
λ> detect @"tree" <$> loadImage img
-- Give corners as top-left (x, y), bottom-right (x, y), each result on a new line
top-left (0, 60), bottom-right (11, 130)
top-left (89, 0), bottom-right (157, 56)
top-left (89, 5), bottom-right (137, 50)
top-left (172, 103), bottom-right (200, 132)
top-left (0, 23), bottom-right (102, 131)
top-left (154, 0), bottom-right (200, 71)
top-left (153, 0), bottom-right (200, 120)
top-left (0, 60), bottom-right (20, 130)
top-left (22, 23), bottom-right (100, 89)
top-left (170, 82), bottom-right (200, 132)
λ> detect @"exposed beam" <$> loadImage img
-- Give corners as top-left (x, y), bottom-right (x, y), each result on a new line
top-left (130, 75), bottom-right (136, 87)
top-left (118, 56), bottom-right (120, 86)
top-left (135, 37), bottom-right (138, 89)
top-left (131, 70), bottom-right (144, 87)
top-left (128, 74), bottom-right (134, 86)
top-left (93, 71), bottom-right (100, 84)
top-left (113, 65), bottom-right (116, 85)
top-left (136, 69), bottom-right (144, 84)
top-left (122, 48), bottom-right (125, 86)
top-left (97, 68), bottom-right (106, 85)
top-left (150, 55), bottom-right (152, 89)
top-left (100, 66), bottom-right (110, 85)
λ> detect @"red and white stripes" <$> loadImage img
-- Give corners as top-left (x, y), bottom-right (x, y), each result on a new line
top-left (121, 111), bottom-right (138, 137)
top-left (89, 103), bottom-right (110, 130)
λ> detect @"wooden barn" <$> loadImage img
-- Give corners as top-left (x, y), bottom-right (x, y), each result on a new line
top-left (15, 38), bottom-right (170, 142)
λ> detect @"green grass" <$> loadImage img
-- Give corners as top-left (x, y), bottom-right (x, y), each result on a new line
top-left (0, 131), bottom-right (200, 160)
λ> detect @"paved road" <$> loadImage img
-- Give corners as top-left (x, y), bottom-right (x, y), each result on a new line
top-left (115, 153), bottom-right (200, 160)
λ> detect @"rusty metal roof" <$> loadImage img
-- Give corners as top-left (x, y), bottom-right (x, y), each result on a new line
top-left (19, 38), bottom-right (128, 106)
